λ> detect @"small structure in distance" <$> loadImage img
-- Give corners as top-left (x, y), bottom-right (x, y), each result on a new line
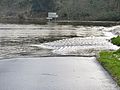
top-left (46, 12), bottom-right (58, 21)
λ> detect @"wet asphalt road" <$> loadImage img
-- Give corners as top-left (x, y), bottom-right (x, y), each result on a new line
top-left (0, 57), bottom-right (119, 90)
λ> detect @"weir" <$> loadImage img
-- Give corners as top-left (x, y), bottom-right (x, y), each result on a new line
top-left (0, 24), bottom-right (120, 58)
top-left (32, 37), bottom-right (119, 56)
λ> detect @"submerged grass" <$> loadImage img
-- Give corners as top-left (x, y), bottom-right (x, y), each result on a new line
top-left (98, 50), bottom-right (120, 86)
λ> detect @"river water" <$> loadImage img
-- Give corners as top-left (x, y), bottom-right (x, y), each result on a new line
top-left (0, 23), bottom-right (120, 59)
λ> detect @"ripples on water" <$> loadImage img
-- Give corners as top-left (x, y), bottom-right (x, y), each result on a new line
top-left (0, 24), bottom-right (120, 59)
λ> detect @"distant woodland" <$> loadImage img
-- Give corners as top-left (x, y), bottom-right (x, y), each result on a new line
top-left (0, 0), bottom-right (120, 21)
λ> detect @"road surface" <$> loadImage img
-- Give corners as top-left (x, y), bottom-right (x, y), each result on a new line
top-left (0, 57), bottom-right (119, 90)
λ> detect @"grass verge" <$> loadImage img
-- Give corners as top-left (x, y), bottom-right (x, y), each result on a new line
top-left (98, 50), bottom-right (120, 86)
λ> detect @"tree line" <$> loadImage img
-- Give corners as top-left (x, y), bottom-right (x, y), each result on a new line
top-left (0, 0), bottom-right (119, 21)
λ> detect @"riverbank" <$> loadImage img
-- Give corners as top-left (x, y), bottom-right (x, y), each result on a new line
top-left (0, 18), bottom-right (120, 26)
top-left (98, 50), bottom-right (120, 86)
top-left (98, 36), bottom-right (120, 86)
top-left (56, 20), bottom-right (120, 27)
top-left (0, 17), bottom-right (47, 25)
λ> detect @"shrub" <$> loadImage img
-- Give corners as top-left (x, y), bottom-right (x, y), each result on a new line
top-left (111, 36), bottom-right (120, 46)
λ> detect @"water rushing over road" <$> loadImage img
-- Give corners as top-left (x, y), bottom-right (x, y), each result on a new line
top-left (0, 24), bottom-right (120, 90)
top-left (33, 37), bottom-right (119, 56)
top-left (0, 24), bottom-right (120, 58)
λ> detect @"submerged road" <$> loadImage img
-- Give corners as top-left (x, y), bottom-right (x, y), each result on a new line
top-left (0, 57), bottom-right (119, 90)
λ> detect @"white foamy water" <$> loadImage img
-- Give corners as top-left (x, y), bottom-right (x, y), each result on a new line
top-left (32, 37), bottom-right (119, 56)
top-left (0, 24), bottom-right (120, 57)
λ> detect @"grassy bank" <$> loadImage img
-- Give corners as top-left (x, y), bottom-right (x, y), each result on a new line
top-left (98, 36), bottom-right (120, 86)
top-left (98, 50), bottom-right (120, 86)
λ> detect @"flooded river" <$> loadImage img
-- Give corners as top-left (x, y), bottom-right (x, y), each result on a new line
top-left (0, 23), bottom-right (120, 59)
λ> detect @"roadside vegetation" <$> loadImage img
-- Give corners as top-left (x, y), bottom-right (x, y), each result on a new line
top-left (98, 50), bottom-right (120, 86)
top-left (111, 36), bottom-right (120, 46)
top-left (98, 36), bottom-right (120, 86)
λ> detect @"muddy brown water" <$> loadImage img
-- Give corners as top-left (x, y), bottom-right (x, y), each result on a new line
top-left (0, 24), bottom-right (105, 59)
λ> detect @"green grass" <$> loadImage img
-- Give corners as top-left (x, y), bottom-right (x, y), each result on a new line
top-left (111, 36), bottom-right (120, 46)
top-left (98, 51), bottom-right (120, 86)
top-left (98, 36), bottom-right (120, 86)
